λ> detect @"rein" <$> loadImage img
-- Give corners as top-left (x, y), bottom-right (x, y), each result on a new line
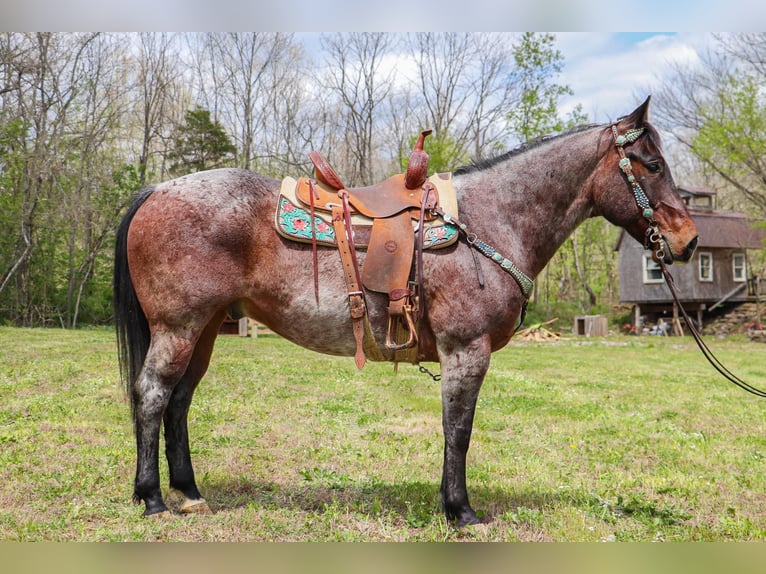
top-left (658, 259), bottom-right (766, 398)
top-left (612, 124), bottom-right (766, 398)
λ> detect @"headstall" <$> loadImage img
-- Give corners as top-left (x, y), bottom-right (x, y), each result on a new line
top-left (611, 124), bottom-right (666, 262)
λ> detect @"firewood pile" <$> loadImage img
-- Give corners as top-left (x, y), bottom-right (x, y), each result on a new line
top-left (516, 318), bottom-right (560, 342)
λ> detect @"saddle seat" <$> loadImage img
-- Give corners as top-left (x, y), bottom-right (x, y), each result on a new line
top-left (300, 151), bottom-right (439, 219)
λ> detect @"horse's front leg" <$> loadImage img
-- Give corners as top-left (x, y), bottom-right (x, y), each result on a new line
top-left (438, 337), bottom-right (491, 527)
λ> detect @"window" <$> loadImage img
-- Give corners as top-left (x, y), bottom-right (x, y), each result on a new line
top-left (643, 254), bottom-right (663, 283)
top-left (698, 252), bottom-right (713, 282)
top-left (733, 253), bottom-right (747, 282)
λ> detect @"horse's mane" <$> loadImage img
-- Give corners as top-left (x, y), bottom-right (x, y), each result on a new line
top-left (453, 123), bottom-right (600, 176)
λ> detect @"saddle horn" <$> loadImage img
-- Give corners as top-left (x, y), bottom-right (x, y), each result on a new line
top-left (404, 129), bottom-right (433, 190)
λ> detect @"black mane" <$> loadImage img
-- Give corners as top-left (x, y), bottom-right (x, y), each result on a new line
top-left (453, 123), bottom-right (599, 176)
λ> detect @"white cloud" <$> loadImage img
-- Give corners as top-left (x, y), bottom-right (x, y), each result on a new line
top-left (557, 33), bottom-right (714, 123)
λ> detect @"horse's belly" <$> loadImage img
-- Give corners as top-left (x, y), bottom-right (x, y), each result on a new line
top-left (240, 295), bottom-right (359, 357)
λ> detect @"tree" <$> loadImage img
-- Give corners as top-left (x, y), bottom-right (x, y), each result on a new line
top-left (693, 74), bottom-right (766, 214)
top-left (497, 32), bottom-right (604, 314)
top-left (320, 32), bottom-right (396, 185)
top-left (507, 32), bottom-right (573, 143)
top-left (0, 32), bottom-right (105, 326)
top-left (194, 33), bottom-right (300, 173)
top-left (169, 107), bottom-right (236, 174)
top-left (651, 35), bottom-right (766, 217)
top-left (132, 32), bottom-right (185, 185)
top-left (62, 33), bottom-right (134, 328)
top-left (408, 32), bottom-right (518, 171)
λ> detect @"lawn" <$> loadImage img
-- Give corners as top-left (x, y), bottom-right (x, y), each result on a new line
top-left (1, 326), bottom-right (765, 541)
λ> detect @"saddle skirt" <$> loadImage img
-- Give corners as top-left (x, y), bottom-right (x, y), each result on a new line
top-left (275, 172), bottom-right (459, 250)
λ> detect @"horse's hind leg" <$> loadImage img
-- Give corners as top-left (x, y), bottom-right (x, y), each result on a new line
top-left (132, 330), bottom-right (197, 516)
top-left (164, 311), bottom-right (225, 515)
top-left (438, 337), bottom-right (491, 527)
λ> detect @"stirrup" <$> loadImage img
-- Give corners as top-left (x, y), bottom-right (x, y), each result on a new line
top-left (385, 306), bottom-right (418, 351)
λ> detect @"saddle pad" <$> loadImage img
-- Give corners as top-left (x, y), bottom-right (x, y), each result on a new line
top-left (275, 173), bottom-right (459, 250)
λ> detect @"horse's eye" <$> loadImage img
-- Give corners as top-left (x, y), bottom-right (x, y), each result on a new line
top-left (647, 161), bottom-right (663, 174)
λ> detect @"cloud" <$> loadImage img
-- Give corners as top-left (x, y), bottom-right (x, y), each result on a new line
top-left (557, 33), bottom-right (713, 123)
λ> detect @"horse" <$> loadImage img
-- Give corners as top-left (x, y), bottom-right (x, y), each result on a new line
top-left (114, 97), bottom-right (698, 527)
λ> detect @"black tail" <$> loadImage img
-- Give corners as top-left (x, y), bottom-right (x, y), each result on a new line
top-left (114, 187), bottom-right (155, 421)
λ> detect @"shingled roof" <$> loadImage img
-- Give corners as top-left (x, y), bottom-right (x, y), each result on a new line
top-left (693, 211), bottom-right (766, 249)
top-left (613, 210), bottom-right (766, 251)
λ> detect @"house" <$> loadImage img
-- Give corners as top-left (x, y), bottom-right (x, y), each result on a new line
top-left (615, 186), bottom-right (766, 334)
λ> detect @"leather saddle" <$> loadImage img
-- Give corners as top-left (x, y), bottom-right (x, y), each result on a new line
top-left (299, 153), bottom-right (439, 219)
top-left (293, 130), bottom-right (439, 367)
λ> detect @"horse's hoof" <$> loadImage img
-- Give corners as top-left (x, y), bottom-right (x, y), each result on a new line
top-left (181, 498), bottom-right (213, 515)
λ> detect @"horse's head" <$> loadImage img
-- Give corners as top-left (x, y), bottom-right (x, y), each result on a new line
top-left (593, 96), bottom-right (698, 264)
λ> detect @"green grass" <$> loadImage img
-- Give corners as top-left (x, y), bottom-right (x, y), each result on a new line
top-left (1, 326), bottom-right (766, 541)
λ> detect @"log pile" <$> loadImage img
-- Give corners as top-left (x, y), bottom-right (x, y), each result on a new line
top-left (516, 318), bottom-right (560, 342)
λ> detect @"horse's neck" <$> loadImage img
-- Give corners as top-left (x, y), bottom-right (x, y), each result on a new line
top-left (453, 128), bottom-right (603, 280)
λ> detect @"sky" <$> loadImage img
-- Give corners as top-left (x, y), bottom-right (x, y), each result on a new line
top-left (554, 32), bottom-right (713, 123)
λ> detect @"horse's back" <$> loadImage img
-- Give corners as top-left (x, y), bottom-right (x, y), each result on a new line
top-left (141, 168), bottom-right (276, 211)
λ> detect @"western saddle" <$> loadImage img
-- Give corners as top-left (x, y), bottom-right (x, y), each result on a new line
top-left (295, 130), bottom-right (440, 368)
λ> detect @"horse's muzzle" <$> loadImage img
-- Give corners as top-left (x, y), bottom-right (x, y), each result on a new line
top-left (662, 234), bottom-right (697, 265)
top-left (652, 234), bottom-right (697, 265)
top-left (676, 235), bottom-right (698, 263)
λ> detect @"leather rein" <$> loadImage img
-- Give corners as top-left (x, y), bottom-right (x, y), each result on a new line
top-left (613, 124), bottom-right (766, 398)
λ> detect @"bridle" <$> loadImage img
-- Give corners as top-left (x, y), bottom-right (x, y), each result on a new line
top-left (612, 124), bottom-right (766, 398)
top-left (611, 125), bottom-right (667, 259)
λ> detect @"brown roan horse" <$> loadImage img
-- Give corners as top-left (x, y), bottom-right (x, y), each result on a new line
top-left (114, 97), bottom-right (698, 526)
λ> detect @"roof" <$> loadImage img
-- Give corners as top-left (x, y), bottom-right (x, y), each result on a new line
top-left (693, 211), bottom-right (766, 249)
top-left (679, 185), bottom-right (716, 197)
top-left (614, 210), bottom-right (766, 251)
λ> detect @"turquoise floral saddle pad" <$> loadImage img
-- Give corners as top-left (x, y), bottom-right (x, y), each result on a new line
top-left (275, 172), bottom-right (459, 250)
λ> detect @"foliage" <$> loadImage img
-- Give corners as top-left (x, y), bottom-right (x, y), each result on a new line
top-left (692, 73), bottom-right (766, 215)
top-left (2, 327), bottom-right (766, 541)
top-left (400, 131), bottom-right (470, 175)
top-left (651, 34), bottom-right (766, 219)
top-left (169, 107), bottom-right (236, 175)
top-left (507, 32), bottom-right (574, 143)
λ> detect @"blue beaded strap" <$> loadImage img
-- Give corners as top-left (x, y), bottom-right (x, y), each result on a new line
top-left (611, 125), bottom-right (655, 222)
top-left (436, 208), bottom-right (534, 298)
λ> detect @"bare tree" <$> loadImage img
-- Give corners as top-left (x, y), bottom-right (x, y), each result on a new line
top-left (651, 37), bottom-right (766, 216)
top-left (63, 33), bottom-right (132, 327)
top-left (718, 33), bottom-right (766, 76)
top-left (194, 33), bottom-right (298, 173)
top-left (132, 32), bottom-right (186, 184)
top-left (319, 33), bottom-right (396, 185)
top-left (407, 32), bottom-right (519, 170)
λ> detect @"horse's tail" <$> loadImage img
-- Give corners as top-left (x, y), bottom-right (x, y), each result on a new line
top-left (114, 187), bottom-right (154, 421)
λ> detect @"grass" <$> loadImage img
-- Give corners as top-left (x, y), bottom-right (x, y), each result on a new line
top-left (1, 326), bottom-right (766, 541)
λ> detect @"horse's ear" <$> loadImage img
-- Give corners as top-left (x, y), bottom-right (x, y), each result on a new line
top-left (624, 96), bottom-right (651, 128)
